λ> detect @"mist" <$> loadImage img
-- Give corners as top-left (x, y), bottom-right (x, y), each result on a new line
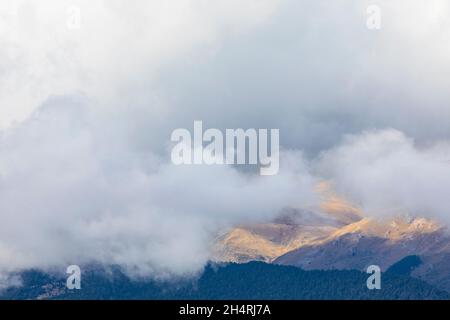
top-left (1, 0), bottom-right (450, 283)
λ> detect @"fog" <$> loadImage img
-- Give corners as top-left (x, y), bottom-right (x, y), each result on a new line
top-left (1, 0), bottom-right (450, 283)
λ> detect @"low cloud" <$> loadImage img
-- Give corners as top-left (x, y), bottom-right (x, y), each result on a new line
top-left (317, 129), bottom-right (450, 223)
top-left (0, 98), bottom-right (318, 280)
top-left (1, 0), bottom-right (450, 284)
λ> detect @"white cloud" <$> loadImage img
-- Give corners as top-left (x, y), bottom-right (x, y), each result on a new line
top-left (0, 97), bottom-right (318, 280)
top-left (318, 129), bottom-right (450, 222)
top-left (1, 0), bottom-right (450, 284)
top-left (0, 0), bottom-right (281, 128)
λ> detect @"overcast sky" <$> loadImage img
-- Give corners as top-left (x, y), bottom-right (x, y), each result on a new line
top-left (1, 0), bottom-right (450, 284)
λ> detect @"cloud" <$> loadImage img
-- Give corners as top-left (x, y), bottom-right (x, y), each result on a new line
top-left (317, 129), bottom-right (450, 222)
top-left (0, 0), bottom-right (280, 128)
top-left (154, 0), bottom-right (450, 155)
top-left (1, 0), bottom-right (450, 283)
top-left (2, 0), bottom-right (450, 151)
top-left (0, 96), bottom-right (318, 281)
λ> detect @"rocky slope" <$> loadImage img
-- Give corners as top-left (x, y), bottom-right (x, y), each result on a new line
top-left (213, 182), bottom-right (450, 292)
top-left (212, 182), bottom-right (363, 263)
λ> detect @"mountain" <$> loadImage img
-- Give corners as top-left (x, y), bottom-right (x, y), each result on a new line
top-left (273, 217), bottom-right (450, 292)
top-left (212, 182), bottom-right (362, 263)
top-left (387, 255), bottom-right (423, 276)
top-left (212, 214), bottom-right (337, 263)
top-left (1, 262), bottom-right (448, 300)
top-left (213, 182), bottom-right (450, 293)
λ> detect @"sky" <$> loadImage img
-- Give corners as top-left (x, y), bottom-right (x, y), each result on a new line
top-left (1, 0), bottom-right (450, 285)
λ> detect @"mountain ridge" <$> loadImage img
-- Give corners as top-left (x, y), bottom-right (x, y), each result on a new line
top-left (213, 182), bottom-right (450, 292)
top-left (1, 262), bottom-right (448, 300)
